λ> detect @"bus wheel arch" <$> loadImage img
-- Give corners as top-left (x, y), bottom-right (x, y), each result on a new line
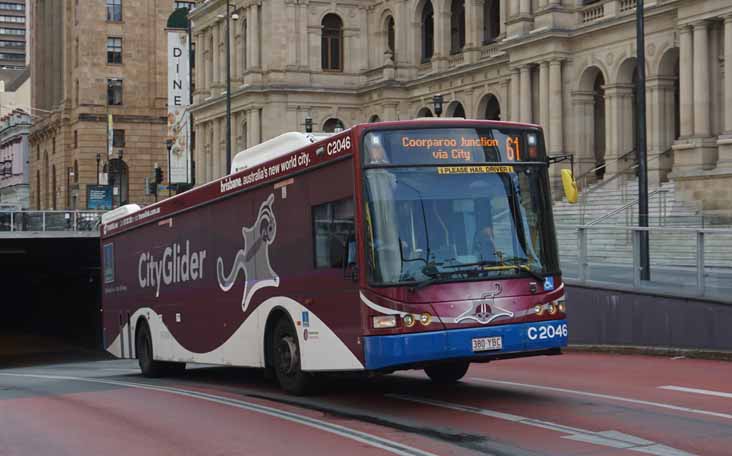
top-left (264, 307), bottom-right (313, 395)
top-left (134, 316), bottom-right (185, 378)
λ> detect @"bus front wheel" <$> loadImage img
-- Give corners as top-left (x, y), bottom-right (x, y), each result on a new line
top-left (136, 322), bottom-right (185, 378)
top-left (424, 360), bottom-right (470, 384)
top-left (272, 318), bottom-right (313, 395)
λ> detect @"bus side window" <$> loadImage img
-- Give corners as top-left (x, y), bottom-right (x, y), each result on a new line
top-left (312, 198), bottom-right (355, 269)
top-left (103, 243), bottom-right (115, 284)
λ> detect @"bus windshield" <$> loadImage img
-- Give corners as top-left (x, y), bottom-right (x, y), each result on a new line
top-left (362, 130), bottom-right (557, 287)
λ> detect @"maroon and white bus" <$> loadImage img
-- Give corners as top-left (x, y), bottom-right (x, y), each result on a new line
top-left (100, 119), bottom-right (568, 394)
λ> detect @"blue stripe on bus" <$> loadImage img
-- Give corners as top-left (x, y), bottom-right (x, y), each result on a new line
top-left (363, 320), bottom-right (568, 370)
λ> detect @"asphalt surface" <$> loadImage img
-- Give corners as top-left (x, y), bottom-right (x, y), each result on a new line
top-left (1, 352), bottom-right (730, 456)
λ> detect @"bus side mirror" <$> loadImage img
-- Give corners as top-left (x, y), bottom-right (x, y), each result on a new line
top-left (561, 169), bottom-right (578, 204)
top-left (343, 240), bottom-right (358, 281)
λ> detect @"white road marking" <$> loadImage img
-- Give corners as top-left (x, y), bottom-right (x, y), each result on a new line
top-left (658, 385), bottom-right (732, 399)
top-left (389, 394), bottom-right (695, 456)
top-left (0, 373), bottom-right (436, 456)
top-left (467, 377), bottom-right (732, 420)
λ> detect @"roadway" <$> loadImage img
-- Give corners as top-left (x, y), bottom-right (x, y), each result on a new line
top-left (1, 352), bottom-right (731, 455)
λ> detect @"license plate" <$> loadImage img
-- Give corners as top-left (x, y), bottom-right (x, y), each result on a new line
top-left (472, 336), bottom-right (502, 352)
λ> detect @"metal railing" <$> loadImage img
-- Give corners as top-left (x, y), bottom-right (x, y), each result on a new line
top-left (0, 210), bottom-right (105, 233)
top-left (562, 224), bottom-right (732, 303)
top-left (573, 149), bottom-right (673, 225)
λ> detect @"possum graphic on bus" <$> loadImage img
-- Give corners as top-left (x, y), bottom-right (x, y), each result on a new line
top-left (216, 193), bottom-right (280, 312)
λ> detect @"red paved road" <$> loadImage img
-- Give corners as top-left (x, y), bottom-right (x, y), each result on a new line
top-left (0, 352), bottom-right (730, 456)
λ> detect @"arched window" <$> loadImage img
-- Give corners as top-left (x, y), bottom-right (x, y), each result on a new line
top-left (450, 0), bottom-right (465, 53)
top-left (323, 118), bottom-right (345, 132)
top-left (386, 16), bottom-right (395, 57)
top-left (483, 0), bottom-right (500, 44)
top-left (369, 115), bottom-right (381, 123)
top-left (416, 107), bottom-right (433, 118)
top-left (322, 14), bottom-right (343, 71)
top-left (421, 2), bottom-right (434, 62)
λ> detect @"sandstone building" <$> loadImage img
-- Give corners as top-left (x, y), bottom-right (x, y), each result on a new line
top-left (29, 0), bottom-right (198, 210)
top-left (190, 0), bottom-right (732, 214)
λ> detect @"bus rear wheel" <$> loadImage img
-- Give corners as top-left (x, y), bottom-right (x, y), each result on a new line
top-left (272, 318), bottom-right (313, 395)
top-left (424, 360), bottom-right (470, 384)
top-left (136, 322), bottom-right (185, 378)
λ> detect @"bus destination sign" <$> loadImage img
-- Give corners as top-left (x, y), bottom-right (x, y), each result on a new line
top-left (364, 128), bottom-right (543, 166)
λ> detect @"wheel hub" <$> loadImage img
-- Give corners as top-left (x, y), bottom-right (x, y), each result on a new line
top-left (277, 336), bottom-right (298, 375)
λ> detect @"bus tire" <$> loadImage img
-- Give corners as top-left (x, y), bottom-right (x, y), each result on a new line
top-left (136, 321), bottom-right (185, 378)
top-left (272, 318), bottom-right (313, 395)
top-left (424, 360), bottom-right (470, 384)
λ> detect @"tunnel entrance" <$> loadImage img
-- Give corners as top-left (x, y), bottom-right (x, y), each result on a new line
top-left (0, 237), bottom-right (102, 362)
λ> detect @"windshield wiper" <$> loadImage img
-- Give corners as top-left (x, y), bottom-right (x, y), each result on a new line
top-left (502, 264), bottom-right (545, 282)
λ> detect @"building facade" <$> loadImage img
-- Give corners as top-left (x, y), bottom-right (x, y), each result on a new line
top-left (0, 109), bottom-right (30, 209)
top-left (29, 0), bottom-right (198, 210)
top-left (190, 0), bottom-right (732, 213)
top-left (0, 0), bottom-right (26, 69)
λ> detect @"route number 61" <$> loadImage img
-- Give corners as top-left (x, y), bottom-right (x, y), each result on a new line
top-left (528, 323), bottom-right (568, 340)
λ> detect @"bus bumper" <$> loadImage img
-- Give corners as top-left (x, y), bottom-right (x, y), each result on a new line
top-left (363, 319), bottom-right (568, 371)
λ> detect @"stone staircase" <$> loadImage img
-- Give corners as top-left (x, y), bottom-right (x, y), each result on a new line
top-left (552, 178), bottom-right (732, 270)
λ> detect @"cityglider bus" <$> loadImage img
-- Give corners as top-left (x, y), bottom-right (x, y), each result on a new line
top-left (100, 119), bottom-right (573, 394)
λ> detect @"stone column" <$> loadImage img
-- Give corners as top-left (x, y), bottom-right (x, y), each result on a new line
top-left (212, 22), bottom-right (221, 86)
top-left (718, 15), bottom-right (732, 169)
top-left (510, 68), bottom-right (520, 121)
top-left (194, 32), bottom-right (204, 100)
top-left (499, 0), bottom-right (507, 36)
top-left (286, 2), bottom-right (297, 67)
top-left (212, 118), bottom-right (221, 179)
top-left (519, 0), bottom-right (531, 15)
top-left (549, 60), bottom-right (564, 154)
top-left (465, 0), bottom-right (482, 63)
top-left (434, 8), bottom-right (451, 70)
top-left (538, 0), bottom-right (548, 9)
top-left (299, 3), bottom-right (309, 68)
top-left (519, 65), bottom-right (532, 123)
top-left (678, 25), bottom-right (693, 138)
top-left (539, 61), bottom-right (549, 140)
top-left (603, 85), bottom-right (634, 176)
top-left (693, 21), bottom-right (710, 138)
top-left (646, 78), bottom-right (675, 184)
top-left (251, 5), bottom-right (261, 69)
top-left (194, 123), bottom-right (204, 186)
top-left (572, 92), bottom-right (597, 176)
top-left (229, 15), bottom-right (238, 83)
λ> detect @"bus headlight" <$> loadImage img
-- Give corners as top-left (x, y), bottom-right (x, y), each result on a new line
top-left (534, 305), bottom-right (544, 315)
top-left (372, 315), bottom-right (397, 329)
top-left (403, 314), bottom-right (416, 327)
top-left (547, 303), bottom-right (558, 315)
top-left (419, 313), bottom-right (432, 326)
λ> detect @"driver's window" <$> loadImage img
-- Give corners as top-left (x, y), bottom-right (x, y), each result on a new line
top-left (313, 198), bottom-right (355, 268)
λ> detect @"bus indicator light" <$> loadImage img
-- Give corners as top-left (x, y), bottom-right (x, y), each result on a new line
top-left (372, 315), bottom-right (397, 329)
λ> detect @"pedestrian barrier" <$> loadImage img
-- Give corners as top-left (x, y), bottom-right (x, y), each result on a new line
top-left (560, 224), bottom-right (732, 304)
top-left (0, 210), bottom-right (105, 233)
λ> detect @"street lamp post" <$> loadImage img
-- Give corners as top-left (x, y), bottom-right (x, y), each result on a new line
top-left (223, 4), bottom-right (240, 176)
top-left (636, 0), bottom-right (650, 281)
top-left (304, 115), bottom-right (313, 133)
top-left (432, 94), bottom-right (444, 117)
top-left (225, 1), bottom-right (232, 176)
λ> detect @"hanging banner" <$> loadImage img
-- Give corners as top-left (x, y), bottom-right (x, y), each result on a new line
top-left (107, 114), bottom-right (113, 157)
top-left (167, 29), bottom-right (191, 184)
